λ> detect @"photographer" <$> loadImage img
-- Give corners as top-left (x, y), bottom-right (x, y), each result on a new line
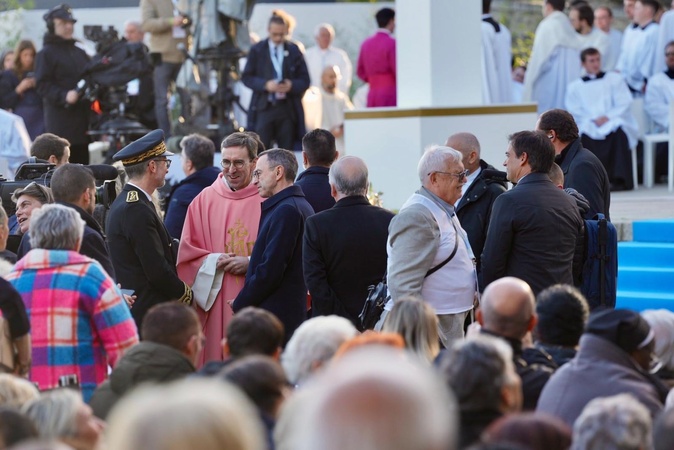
top-left (141, 0), bottom-right (188, 137)
top-left (35, 4), bottom-right (91, 165)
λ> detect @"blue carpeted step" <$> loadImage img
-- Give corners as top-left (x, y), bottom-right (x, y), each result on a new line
top-left (617, 267), bottom-right (674, 293)
top-left (633, 220), bottom-right (674, 243)
top-left (616, 291), bottom-right (674, 312)
top-left (618, 242), bottom-right (674, 268)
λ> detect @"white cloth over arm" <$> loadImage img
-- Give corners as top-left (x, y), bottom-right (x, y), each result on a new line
top-left (645, 72), bottom-right (674, 132)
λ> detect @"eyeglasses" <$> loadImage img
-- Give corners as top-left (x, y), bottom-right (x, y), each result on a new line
top-left (153, 158), bottom-right (171, 168)
top-left (221, 159), bottom-right (248, 169)
top-left (430, 169), bottom-right (469, 182)
top-left (666, 52), bottom-right (674, 57)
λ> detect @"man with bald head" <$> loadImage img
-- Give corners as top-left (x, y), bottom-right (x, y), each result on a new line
top-left (477, 277), bottom-right (557, 410)
top-left (445, 132), bottom-right (506, 285)
top-left (303, 156), bottom-right (394, 328)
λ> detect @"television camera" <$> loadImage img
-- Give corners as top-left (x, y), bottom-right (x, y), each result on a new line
top-left (78, 25), bottom-right (152, 162)
top-left (0, 161), bottom-right (119, 218)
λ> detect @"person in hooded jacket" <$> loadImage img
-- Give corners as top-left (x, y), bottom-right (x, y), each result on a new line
top-left (89, 302), bottom-right (203, 420)
top-left (34, 4), bottom-right (91, 164)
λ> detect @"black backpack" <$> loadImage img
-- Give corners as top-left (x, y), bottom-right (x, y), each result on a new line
top-left (580, 213), bottom-right (618, 310)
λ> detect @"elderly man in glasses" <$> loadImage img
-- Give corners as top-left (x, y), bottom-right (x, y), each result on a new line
top-left (177, 132), bottom-right (264, 366)
top-left (481, 131), bottom-right (584, 296)
top-left (107, 129), bottom-right (194, 331)
top-left (387, 145), bottom-right (478, 346)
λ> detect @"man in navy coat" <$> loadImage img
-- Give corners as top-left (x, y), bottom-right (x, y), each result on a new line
top-left (232, 148), bottom-right (314, 343)
top-left (242, 13), bottom-right (310, 150)
top-left (295, 128), bottom-right (339, 213)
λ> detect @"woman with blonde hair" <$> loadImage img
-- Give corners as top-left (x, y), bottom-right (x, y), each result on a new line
top-left (382, 296), bottom-right (440, 362)
top-left (106, 378), bottom-right (266, 450)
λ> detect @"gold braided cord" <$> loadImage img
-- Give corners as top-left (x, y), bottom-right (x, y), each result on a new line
top-left (121, 141), bottom-right (168, 166)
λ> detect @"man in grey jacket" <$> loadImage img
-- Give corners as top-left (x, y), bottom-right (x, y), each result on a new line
top-left (387, 146), bottom-right (477, 346)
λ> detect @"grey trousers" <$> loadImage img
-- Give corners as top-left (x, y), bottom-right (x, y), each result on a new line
top-left (437, 310), bottom-right (469, 348)
top-left (153, 61), bottom-right (183, 137)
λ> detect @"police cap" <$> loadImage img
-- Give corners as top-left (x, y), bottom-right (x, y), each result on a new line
top-left (113, 129), bottom-right (174, 166)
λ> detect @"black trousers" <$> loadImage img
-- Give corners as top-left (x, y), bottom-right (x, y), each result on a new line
top-left (256, 100), bottom-right (295, 150)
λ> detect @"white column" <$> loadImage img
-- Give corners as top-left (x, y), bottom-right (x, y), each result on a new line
top-left (396, 0), bottom-right (483, 108)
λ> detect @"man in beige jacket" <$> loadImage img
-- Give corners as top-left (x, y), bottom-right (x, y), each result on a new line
top-left (141, 0), bottom-right (188, 137)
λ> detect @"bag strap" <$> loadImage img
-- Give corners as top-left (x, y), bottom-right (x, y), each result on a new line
top-left (425, 216), bottom-right (460, 278)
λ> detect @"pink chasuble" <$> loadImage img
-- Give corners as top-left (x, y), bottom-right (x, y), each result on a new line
top-left (177, 174), bottom-right (263, 366)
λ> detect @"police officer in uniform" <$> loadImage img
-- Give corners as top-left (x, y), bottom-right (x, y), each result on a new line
top-left (107, 129), bottom-right (192, 329)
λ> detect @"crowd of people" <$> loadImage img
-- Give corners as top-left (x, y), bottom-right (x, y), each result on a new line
top-left (1, 0), bottom-right (674, 449)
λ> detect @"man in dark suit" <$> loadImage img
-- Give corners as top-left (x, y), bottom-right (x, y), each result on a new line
top-left (303, 156), bottom-right (394, 328)
top-left (242, 13), bottom-right (310, 150)
top-left (232, 149), bottom-right (314, 343)
top-left (481, 130), bottom-right (584, 295)
top-left (445, 132), bottom-right (507, 286)
top-left (107, 129), bottom-right (193, 329)
top-left (295, 128), bottom-right (339, 213)
top-left (48, 164), bottom-right (116, 278)
top-left (536, 108), bottom-right (611, 220)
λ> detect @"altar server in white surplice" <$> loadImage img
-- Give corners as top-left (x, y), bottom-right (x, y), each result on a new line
top-left (304, 23), bottom-right (353, 95)
top-left (481, 0), bottom-right (512, 104)
top-left (616, 0), bottom-right (660, 95)
top-left (523, 0), bottom-right (583, 114)
top-left (569, 3), bottom-right (610, 69)
top-left (566, 48), bottom-right (638, 190)
top-left (594, 6), bottom-right (623, 71)
top-left (653, 9), bottom-right (674, 73)
top-left (645, 41), bottom-right (674, 133)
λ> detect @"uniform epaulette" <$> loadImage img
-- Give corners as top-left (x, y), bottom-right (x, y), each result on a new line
top-left (126, 191), bottom-right (139, 203)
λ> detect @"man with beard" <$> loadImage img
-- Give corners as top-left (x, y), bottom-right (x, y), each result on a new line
top-left (107, 129), bottom-right (193, 330)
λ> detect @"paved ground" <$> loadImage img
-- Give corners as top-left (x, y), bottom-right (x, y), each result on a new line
top-left (610, 185), bottom-right (674, 240)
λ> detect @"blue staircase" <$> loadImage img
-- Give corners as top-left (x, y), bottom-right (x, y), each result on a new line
top-left (615, 220), bottom-right (674, 311)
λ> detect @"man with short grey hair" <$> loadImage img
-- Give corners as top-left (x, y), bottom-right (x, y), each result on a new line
top-left (232, 148), bottom-right (314, 343)
top-left (439, 334), bottom-right (522, 448)
top-left (164, 134), bottom-right (219, 239)
top-left (572, 394), bottom-right (652, 450)
top-left (387, 146), bottom-right (478, 345)
top-left (303, 156), bottom-right (394, 327)
top-left (6, 203), bottom-right (138, 401)
top-left (281, 315), bottom-right (358, 386)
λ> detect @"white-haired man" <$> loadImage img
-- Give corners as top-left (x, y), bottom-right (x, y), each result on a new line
top-left (387, 146), bottom-right (477, 346)
top-left (279, 347), bottom-right (458, 450)
top-left (304, 23), bottom-right (353, 94)
top-left (281, 315), bottom-right (358, 386)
